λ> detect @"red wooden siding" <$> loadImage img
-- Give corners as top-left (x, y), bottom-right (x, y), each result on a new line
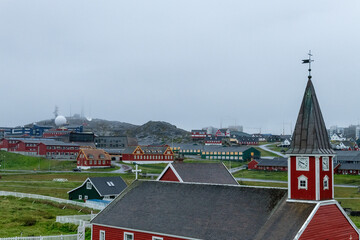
top-left (290, 156), bottom-right (316, 200)
top-left (92, 225), bottom-right (188, 240)
top-left (300, 204), bottom-right (359, 240)
top-left (159, 168), bottom-right (179, 182)
top-left (247, 159), bottom-right (259, 170)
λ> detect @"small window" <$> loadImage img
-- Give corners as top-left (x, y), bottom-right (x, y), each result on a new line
top-left (86, 182), bottom-right (92, 190)
top-left (106, 181), bottom-right (115, 187)
top-left (78, 195), bottom-right (82, 200)
top-left (100, 230), bottom-right (105, 240)
top-left (84, 195), bottom-right (88, 200)
top-left (124, 232), bottom-right (133, 240)
top-left (152, 237), bottom-right (163, 240)
top-left (323, 175), bottom-right (329, 190)
top-left (298, 175), bottom-right (308, 190)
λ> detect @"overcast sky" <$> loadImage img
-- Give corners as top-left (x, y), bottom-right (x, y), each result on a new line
top-left (1, 1), bottom-right (360, 134)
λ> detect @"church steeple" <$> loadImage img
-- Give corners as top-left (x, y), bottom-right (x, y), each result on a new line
top-left (287, 79), bottom-right (335, 155)
top-left (287, 54), bottom-right (335, 202)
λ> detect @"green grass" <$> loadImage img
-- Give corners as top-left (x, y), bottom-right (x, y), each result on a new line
top-left (0, 172), bottom-right (136, 198)
top-left (254, 147), bottom-right (279, 157)
top-left (0, 196), bottom-right (94, 237)
top-left (0, 151), bottom-right (76, 171)
top-left (266, 143), bottom-right (289, 153)
top-left (234, 170), bottom-right (288, 181)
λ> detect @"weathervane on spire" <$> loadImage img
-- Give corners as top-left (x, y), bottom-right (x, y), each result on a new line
top-left (302, 50), bottom-right (314, 80)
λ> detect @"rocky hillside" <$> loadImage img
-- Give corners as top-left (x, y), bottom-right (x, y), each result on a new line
top-left (126, 121), bottom-right (191, 145)
top-left (29, 118), bottom-right (191, 145)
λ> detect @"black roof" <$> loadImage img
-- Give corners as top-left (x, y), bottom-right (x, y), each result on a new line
top-left (257, 158), bottom-right (288, 167)
top-left (86, 177), bottom-right (127, 196)
top-left (335, 151), bottom-right (360, 162)
top-left (169, 162), bottom-right (239, 185)
top-left (338, 163), bottom-right (360, 170)
top-left (287, 80), bottom-right (335, 155)
top-left (91, 181), bottom-right (315, 240)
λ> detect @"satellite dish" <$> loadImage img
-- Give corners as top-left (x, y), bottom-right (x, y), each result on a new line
top-left (55, 115), bottom-right (67, 126)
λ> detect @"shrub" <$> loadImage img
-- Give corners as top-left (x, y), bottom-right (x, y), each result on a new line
top-left (20, 217), bottom-right (37, 226)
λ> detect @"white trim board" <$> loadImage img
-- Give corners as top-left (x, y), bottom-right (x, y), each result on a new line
top-left (156, 163), bottom-right (184, 182)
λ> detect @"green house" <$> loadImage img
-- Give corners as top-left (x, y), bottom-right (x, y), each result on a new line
top-left (200, 146), bottom-right (260, 161)
top-left (68, 176), bottom-right (127, 201)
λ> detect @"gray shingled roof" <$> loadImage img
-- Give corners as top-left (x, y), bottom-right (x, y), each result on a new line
top-left (91, 181), bottom-right (315, 240)
top-left (170, 162), bottom-right (239, 185)
top-left (287, 80), bottom-right (335, 155)
top-left (257, 158), bottom-right (288, 167)
top-left (89, 177), bottom-right (127, 196)
top-left (335, 151), bottom-right (360, 163)
top-left (338, 163), bottom-right (360, 170)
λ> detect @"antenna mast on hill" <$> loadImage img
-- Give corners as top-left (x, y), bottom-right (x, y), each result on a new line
top-left (302, 50), bottom-right (314, 80)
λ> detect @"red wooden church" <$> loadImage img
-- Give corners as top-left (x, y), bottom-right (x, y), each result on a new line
top-left (90, 76), bottom-right (359, 239)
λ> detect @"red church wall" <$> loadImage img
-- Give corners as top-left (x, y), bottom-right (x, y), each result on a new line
top-left (247, 159), bottom-right (259, 170)
top-left (92, 225), bottom-right (188, 240)
top-left (159, 168), bottom-right (180, 182)
top-left (319, 156), bottom-right (333, 200)
top-left (299, 204), bottom-right (359, 240)
top-left (290, 156), bottom-right (316, 200)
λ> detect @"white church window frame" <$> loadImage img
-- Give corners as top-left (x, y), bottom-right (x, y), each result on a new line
top-left (323, 175), bottom-right (329, 190)
top-left (124, 232), bottom-right (134, 240)
top-left (152, 237), bottom-right (163, 240)
top-left (298, 175), bottom-right (308, 190)
top-left (100, 230), bottom-right (105, 240)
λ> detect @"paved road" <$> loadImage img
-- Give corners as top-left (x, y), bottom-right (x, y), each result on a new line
top-left (112, 163), bottom-right (132, 173)
top-left (258, 143), bottom-right (287, 158)
top-left (229, 165), bottom-right (247, 173)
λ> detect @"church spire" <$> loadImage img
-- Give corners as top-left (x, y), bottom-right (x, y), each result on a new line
top-left (302, 50), bottom-right (314, 80)
top-left (287, 53), bottom-right (334, 155)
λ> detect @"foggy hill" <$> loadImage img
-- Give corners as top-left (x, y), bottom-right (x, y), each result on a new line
top-left (30, 118), bottom-right (191, 145)
top-left (126, 121), bottom-right (191, 145)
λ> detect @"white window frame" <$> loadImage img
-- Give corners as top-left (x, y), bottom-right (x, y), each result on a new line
top-left (100, 230), bottom-right (105, 240)
top-left (86, 182), bottom-right (92, 190)
top-left (298, 175), bottom-right (308, 190)
top-left (124, 232), bottom-right (134, 240)
top-left (322, 157), bottom-right (329, 171)
top-left (78, 195), bottom-right (82, 200)
top-left (323, 175), bottom-right (329, 190)
top-left (152, 237), bottom-right (163, 240)
top-left (84, 195), bottom-right (88, 200)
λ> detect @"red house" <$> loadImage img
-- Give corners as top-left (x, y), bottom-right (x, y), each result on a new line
top-left (90, 74), bottom-right (359, 239)
top-left (77, 148), bottom-right (111, 169)
top-left (190, 130), bottom-right (207, 140)
top-left (248, 157), bottom-right (288, 171)
top-left (122, 145), bottom-right (174, 164)
top-left (157, 162), bottom-right (239, 185)
top-left (0, 138), bottom-right (79, 159)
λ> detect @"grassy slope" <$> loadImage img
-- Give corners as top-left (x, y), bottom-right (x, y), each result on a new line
top-left (0, 172), bottom-right (135, 199)
top-left (0, 150), bottom-right (75, 171)
top-left (0, 196), bottom-right (94, 237)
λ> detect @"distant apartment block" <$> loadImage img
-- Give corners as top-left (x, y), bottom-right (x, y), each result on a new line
top-left (95, 136), bottom-right (129, 148)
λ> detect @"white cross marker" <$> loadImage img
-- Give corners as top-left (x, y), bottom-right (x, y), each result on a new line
top-left (132, 164), bottom-right (142, 180)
